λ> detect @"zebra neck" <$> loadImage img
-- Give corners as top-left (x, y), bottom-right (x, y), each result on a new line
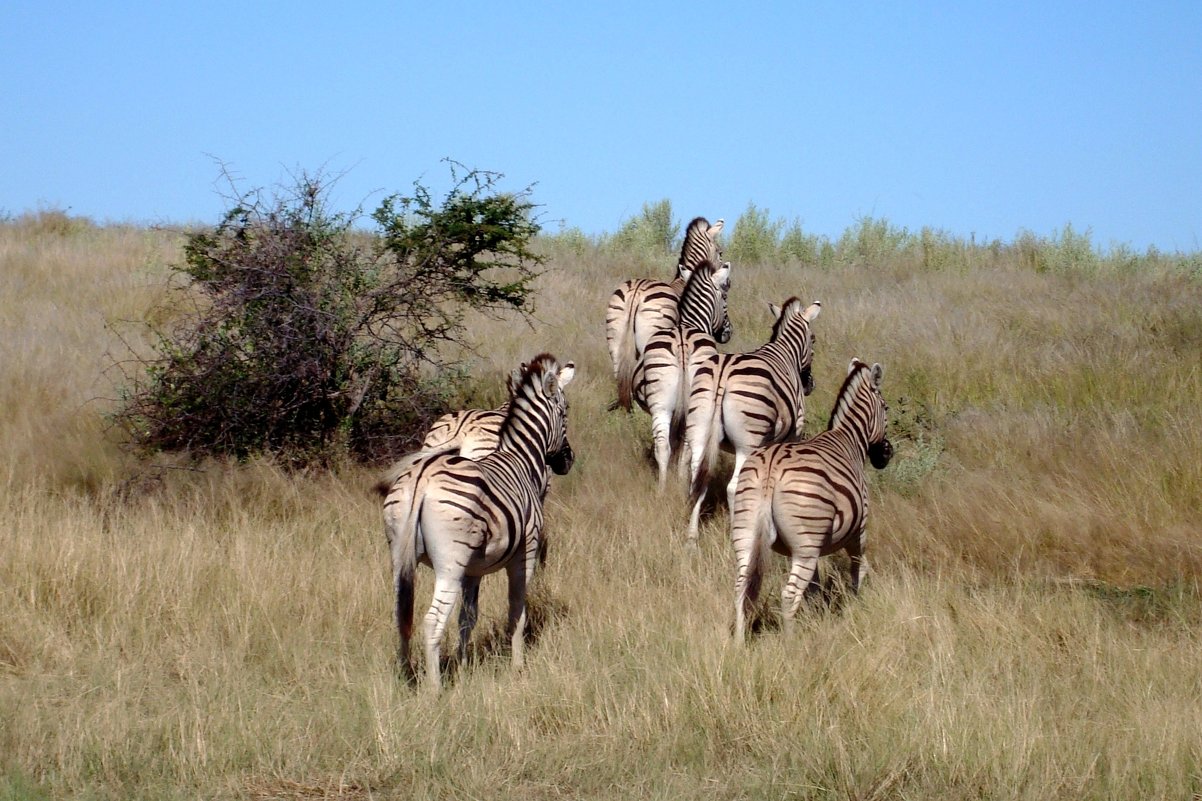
top-left (761, 329), bottom-right (806, 364)
top-left (830, 420), bottom-right (871, 458)
top-left (497, 408), bottom-right (551, 482)
top-left (678, 295), bottom-right (715, 331)
top-left (828, 382), bottom-right (872, 457)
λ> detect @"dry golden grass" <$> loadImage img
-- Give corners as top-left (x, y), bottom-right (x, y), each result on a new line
top-left (2, 217), bottom-right (1201, 799)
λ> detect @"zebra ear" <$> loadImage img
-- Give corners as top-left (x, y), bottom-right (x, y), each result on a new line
top-left (768, 302), bottom-right (782, 319)
top-left (848, 358), bottom-right (864, 375)
top-left (557, 361), bottom-right (576, 390)
top-left (707, 219), bottom-right (724, 239)
top-left (803, 301), bottom-right (822, 322)
top-left (508, 367), bottom-right (523, 396)
top-left (713, 262), bottom-right (731, 287)
top-left (871, 363), bottom-right (884, 387)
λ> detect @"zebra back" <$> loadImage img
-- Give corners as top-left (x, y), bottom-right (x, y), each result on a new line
top-left (422, 404), bottom-right (507, 459)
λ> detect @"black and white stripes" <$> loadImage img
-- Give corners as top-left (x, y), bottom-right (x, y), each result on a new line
top-left (605, 217), bottom-right (727, 411)
top-left (729, 358), bottom-right (891, 641)
top-left (378, 354), bottom-right (575, 690)
top-left (683, 297), bottom-right (822, 543)
top-left (629, 260), bottom-right (732, 488)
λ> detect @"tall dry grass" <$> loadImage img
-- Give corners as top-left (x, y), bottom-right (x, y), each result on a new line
top-left (2, 215), bottom-right (1201, 799)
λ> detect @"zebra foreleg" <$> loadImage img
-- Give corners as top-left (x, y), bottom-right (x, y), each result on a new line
top-left (505, 559), bottom-right (531, 671)
top-left (457, 575), bottom-right (481, 668)
top-left (847, 534), bottom-right (868, 595)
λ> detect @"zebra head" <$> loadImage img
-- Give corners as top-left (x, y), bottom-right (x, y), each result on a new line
top-left (506, 354), bottom-right (576, 476)
top-left (676, 216), bottom-right (726, 279)
top-left (768, 297), bottom-right (822, 395)
top-left (714, 261), bottom-right (733, 344)
top-left (837, 359), bottom-right (892, 469)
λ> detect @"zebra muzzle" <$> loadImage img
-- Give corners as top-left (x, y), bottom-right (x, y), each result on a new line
top-left (801, 367), bottom-right (815, 396)
top-left (869, 438), bottom-right (894, 470)
top-left (549, 442), bottom-right (575, 475)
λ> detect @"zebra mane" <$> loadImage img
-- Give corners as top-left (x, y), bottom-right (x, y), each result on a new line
top-left (827, 359), bottom-right (875, 432)
top-left (507, 353), bottom-right (562, 402)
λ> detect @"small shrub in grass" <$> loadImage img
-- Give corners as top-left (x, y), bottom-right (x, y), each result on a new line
top-left (836, 216), bottom-right (914, 265)
top-left (603, 199), bottom-right (679, 259)
top-left (779, 219), bottom-right (828, 265)
top-left (113, 165), bottom-right (543, 466)
top-left (727, 202), bottom-right (783, 264)
top-left (1016, 224), bottom-right (1101, 274)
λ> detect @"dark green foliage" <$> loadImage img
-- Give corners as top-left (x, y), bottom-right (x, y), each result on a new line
top-left (115, 167), bottom-right (543, 465)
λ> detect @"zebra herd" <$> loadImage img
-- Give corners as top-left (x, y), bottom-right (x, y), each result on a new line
top-left (376, 216), bottom-right (893, 690)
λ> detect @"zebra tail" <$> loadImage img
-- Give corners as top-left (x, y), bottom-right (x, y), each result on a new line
top-left (668, 353), bottom-right (691, 458)
top-left (613, 297), bottom-right (640, 412)
top-left (378, 453), bottom-right (430, 651)
top-left (744, 478), bottom-right (774, 609)
top-left (383, 477), bottom-right (421, 650)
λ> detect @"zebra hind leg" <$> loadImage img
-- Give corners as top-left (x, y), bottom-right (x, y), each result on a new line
top-left (780, 549), bottom-right (821, 635)
top-left (423, 574), bottom-right (463, 692)
top-left (457, 575), bottom-right (482, 669)
top-left (395, 574), bottom-right (416, 685)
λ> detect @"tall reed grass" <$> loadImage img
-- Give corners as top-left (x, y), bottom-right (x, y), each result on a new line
top-left (2, 213), bottom-right (1201, 799)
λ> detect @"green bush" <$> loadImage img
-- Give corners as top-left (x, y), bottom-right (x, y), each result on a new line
top-left (604, 199), bottom-right (679, 258)
top-left (727, 202), bottom-right (783, 264)
top-left (114, 166), bottom-right (543, 465)
top-left (835, 216), bottom-right (914, 265)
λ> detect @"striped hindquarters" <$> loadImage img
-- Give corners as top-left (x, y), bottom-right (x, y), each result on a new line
top-left (607, 276), bottom-right (685, 409)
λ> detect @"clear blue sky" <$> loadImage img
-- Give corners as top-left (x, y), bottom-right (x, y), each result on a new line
top-left (4, 1), bottom-right (1200, 251)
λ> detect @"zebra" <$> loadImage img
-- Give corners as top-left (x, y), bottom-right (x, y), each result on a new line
top-left (683, 297), bottom-right (822, 544)
top-left (377, 354), bottom-right (575, 690)
top-left (729, 358), bottom-right (893, 642)
top-left (606, 216), bottom-right (727, 411)
top-left (629, 259), bottom-right (732, 489)
top-left (421, 403), bottom-right (508, 459)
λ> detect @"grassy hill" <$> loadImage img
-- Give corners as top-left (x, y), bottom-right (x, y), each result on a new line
top-left (3, 211), bottom-right (1201, 799)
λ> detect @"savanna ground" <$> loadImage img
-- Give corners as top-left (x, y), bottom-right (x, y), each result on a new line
top-left (2, 211), bottom-right (1202, 799)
